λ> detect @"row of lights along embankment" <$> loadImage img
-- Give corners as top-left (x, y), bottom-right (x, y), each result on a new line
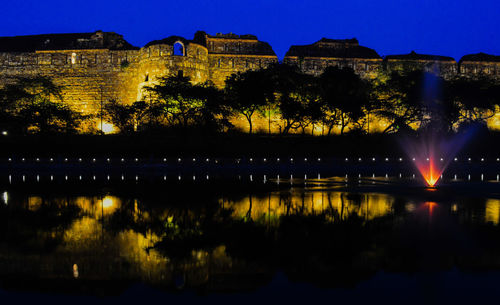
top-left (5, 173), bottom-right (500, 183)
top-left (2, 157), bottom-right (500, 163)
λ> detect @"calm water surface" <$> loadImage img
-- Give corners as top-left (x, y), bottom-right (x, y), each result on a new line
top-left (1, 178), bottom-right (500, 304)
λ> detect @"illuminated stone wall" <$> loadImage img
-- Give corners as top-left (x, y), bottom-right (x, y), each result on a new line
top-left (0, 31), bottom-right (278, 115)
top-left (194, 31), bottom-right (279, 87)
top-left (207, 54), bottom-right (278, 87)
top-left (1, 30), bottom-right (500, 134)
top-left (228, 111), bottom-right (391, 135)
top-left (0, 49), bottom-right (140, 115)
top-left (459, 59), bottom-right (500, 79)
top-left (384, 58), bottom-right (458, 79)
top-left (132, 42), bottom-right (210, 101)
top-left (284, 56), bottom-right (382, 79)
top-left (283, 38), bottom-right (383, 79)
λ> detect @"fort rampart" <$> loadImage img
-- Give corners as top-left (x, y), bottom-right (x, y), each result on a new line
top-left (0, 30), bottom-right (499, 132)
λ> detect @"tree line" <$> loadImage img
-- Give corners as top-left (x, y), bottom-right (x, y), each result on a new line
top-left (1, 63), bottom-right (499, 135)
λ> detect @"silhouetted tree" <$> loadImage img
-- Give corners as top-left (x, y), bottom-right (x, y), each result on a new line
top-left (447, 76), bottom-right (500, 128)
top-left (269, 65), bottom-right (322, 134)
top-left (318, 67), bottom-right (371, 135)
top-left (373, 70), bottom-right (428, 133)
top-left (0, 76), bottom-right (82, 134)
top-left (225, 69), bottom-right (275, 133)
top-left (0, 82), bottom-right (29, 132)
top-left (103, 99), bottom-right (135, 133)
top-left (144, 75), bottom-right (229, 132)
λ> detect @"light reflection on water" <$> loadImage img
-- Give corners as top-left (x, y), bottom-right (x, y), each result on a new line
top-left (5, 173), bottom-right (500, 184)
top-left (225, 191), bottom-right (394, 223)
top-left (485, 199), bottom-right (500, 225)
top-left (0, 186), bottom-right (500, 295)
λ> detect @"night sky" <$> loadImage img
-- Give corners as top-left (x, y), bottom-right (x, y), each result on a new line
top-left (1, 0), bottom-right (499, 60)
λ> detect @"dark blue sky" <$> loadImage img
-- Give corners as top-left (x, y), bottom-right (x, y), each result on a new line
top-left (1, 0), bottom-right (499, 60)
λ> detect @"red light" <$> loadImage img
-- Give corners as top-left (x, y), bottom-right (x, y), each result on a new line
top-left (423, 201), bottom-right (437, 216)
top-left (416, 157), bottom-right (443, 187)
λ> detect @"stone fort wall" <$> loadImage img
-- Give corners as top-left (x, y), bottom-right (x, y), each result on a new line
top-left (0, 30), bottom-right (499, 133)
top-left (0, 31), bottom-right (280, 119)
top-left (0, 49), bottom-right (139, 115)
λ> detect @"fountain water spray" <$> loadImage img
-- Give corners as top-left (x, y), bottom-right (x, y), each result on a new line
top-left (398, 71), bottom-right (476, 187)
top-left (401, 132), bottom-right (473, 187)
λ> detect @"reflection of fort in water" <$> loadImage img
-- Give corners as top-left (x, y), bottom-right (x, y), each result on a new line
top-left (1, 189), bottom-right (500, 293)
top-left (225, 191), bottom-right (394, 223)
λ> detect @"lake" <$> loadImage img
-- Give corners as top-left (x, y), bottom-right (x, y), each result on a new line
top-left (1, 175), bottom-right (500, 304)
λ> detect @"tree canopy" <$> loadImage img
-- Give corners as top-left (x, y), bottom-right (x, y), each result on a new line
top-left (0, 76), bottom-right (83, 134)
top-left (1, 67), bottom-right (500, 136)
top-left (142, 75), bottom-right (230, 132)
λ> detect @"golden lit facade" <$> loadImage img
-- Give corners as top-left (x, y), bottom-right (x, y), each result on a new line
top-left (1, 31), bottom-right (499, 134)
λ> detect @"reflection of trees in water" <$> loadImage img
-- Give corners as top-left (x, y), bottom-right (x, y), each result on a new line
top-left (0, 195), bottom-right (81, 252)
top-left (150, 192), bottom-right (500, 289)
top-left (147, 191), bottom-right (397, 288)
top-left (225, 191), bottom-right (394, 225)
top-left (4, 190), bottom-right (500, 294)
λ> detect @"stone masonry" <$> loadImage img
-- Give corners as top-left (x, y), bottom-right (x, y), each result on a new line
top-left (0, 30), bottom-right (279, 117)
top-left (0, 30), bottom-right (499, 121)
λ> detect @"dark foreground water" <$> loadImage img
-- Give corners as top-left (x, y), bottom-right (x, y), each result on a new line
top-left (1, 176), bottom-right (500, 304)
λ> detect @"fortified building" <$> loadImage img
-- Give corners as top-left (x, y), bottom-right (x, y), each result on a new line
top-left (0, 30), bottom-right (499, 121)
top-left (0, 30), bottom-right (278, 116)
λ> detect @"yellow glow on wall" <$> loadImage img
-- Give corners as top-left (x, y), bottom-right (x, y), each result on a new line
top-left (101, 196), bottom-right (115, 209)
top-left (99, 122), bottom-right (116, 134)
top-left (228, 112), bottom-right (396, 135)
top-left (97, 196), bottom-right (120, 216)
top-left (487, 109), bottom-right (500, 131)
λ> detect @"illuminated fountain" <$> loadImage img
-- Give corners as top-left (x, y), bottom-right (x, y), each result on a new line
top-left (402, 132), bottom-right (472, 187)
top-left (399, 72), bottom-right (473, 188)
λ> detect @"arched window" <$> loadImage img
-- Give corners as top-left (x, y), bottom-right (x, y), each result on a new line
top-left (173, 42), bottom-right (185, 56)
top-left (71, 52), bottom-right (77, 64)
